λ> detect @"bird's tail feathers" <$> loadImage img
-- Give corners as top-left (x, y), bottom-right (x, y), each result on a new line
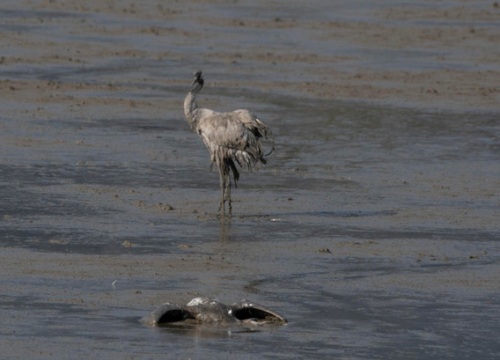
top-left (255, 118), bottom-right (275, 157)
top-left (226, 158), bottom-right (240, 187)
top-left (264, 140), bottom-right (275, 157)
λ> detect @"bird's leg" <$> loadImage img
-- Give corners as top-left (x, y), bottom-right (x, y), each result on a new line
top-left (226, 170), bottom-right (232, 216)
top-left (217, 162), bottom-right (226, 216)
top-left (218, 161), bottom-right (233, 217)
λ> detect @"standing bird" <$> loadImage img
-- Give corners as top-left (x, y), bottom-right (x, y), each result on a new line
top-left (183, 71), bottom-right (274, 216)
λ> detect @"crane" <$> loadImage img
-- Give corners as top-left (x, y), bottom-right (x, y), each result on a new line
top-left (183, 71), bottom-right (274, 216)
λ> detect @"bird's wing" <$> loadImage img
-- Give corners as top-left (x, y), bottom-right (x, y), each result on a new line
top-left (141, 302), bottom-right (194, 326)
top-left (197, 110), bottom-right (273, 169)
top-left (232, 109), bottom-right (274, 141)
top-left (232, 110), bottom-right (275, 158)
top-left (229, 300), bottom-right (287, 325)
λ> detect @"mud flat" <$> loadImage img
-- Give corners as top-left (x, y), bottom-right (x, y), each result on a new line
top-left (1, 1), bottom-right (499, 359)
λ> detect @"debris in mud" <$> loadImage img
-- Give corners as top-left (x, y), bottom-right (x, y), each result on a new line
top-left (142, 297), bottom-right (287, 327)
top-left (121, 240), bottom-right (134, 248)
top-left (154, 202), bottom-right (174, 212)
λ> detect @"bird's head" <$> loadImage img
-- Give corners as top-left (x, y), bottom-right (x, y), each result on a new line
top-left (192, 70), bottom-right (204, 90)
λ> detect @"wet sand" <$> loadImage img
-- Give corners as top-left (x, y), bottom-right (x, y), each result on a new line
top-left (1, 0), bottom-right (499, 359)
top-left (1, 0), bottom-right (499, 113)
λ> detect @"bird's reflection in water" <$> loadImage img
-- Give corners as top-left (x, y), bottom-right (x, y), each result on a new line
top-left (219, 216), bottom-right (232, 242)
top-left (157, 322), bottom-right (261, 339)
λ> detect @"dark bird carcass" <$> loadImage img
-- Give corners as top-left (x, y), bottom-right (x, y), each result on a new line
top-left (142, 297), bottom-right (287, 327)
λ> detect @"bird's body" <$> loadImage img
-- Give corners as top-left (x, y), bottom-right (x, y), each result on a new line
top-left (183, 71), bottom-right (274, 215)
top-left (142, 296), bottom-right (287, 326)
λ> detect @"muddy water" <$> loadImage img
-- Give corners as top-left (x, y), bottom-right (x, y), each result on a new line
top-left (1, 1), bottom-right (500, 359)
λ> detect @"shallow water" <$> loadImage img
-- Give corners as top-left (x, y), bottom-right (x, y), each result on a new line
top-left (1, 1), bottom-right (499, 359)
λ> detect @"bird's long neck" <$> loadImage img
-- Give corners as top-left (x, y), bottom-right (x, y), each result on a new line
top-left (184, 80), bottom-right (203, 130)
top-left (184, 91), bottom-right (198, 130)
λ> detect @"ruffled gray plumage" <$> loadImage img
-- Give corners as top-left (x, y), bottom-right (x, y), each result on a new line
top-left (183, 71), bottom-right (274, 215)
